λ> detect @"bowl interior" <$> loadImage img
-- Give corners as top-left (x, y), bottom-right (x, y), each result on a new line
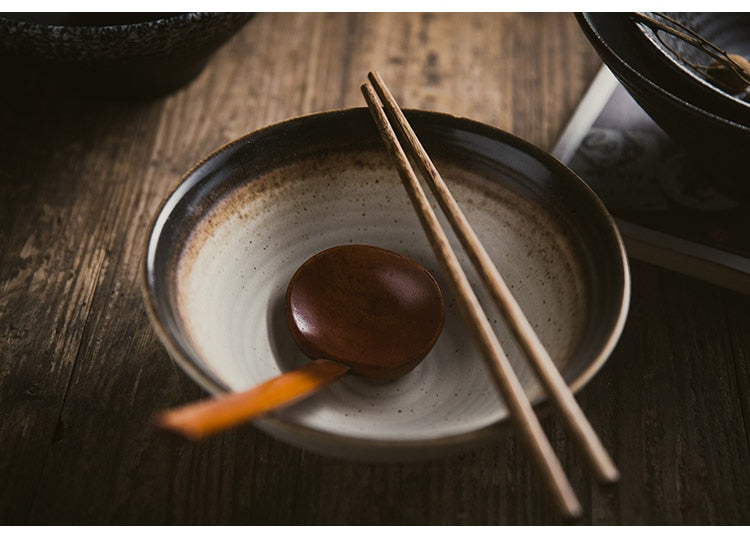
top-left (634, 12), bottom-right (750, 111)
top-left (143, 108), bottom-right (629, 460)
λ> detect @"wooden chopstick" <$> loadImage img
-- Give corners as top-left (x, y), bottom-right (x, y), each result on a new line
top-left (362, 71), bottom-right (617, 518)
top-left (366, 71), bottom-right (620, 485)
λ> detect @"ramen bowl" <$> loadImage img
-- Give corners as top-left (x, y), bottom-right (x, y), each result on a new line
top-left (141, 108), bottom-right (630, 461)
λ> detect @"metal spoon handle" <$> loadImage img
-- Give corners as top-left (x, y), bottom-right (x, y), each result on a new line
top-left (155, 359), bottom-right (350, 440)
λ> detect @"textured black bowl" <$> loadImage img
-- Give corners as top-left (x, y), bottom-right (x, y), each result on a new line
top-left (0, 12), bottom-right (253, 99)
top-left (577, 13), bottom-right (750, 197)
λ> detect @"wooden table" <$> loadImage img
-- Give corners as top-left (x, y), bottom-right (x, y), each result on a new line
top-left (2, 12), bottom-right (749, 525)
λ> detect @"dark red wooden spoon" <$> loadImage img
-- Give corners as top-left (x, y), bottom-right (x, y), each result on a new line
top-left (157, 244), bottom-right (444, 440)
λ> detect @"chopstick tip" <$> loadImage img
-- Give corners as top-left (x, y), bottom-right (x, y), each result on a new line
top-left (600, 465), bottom-right (621, 484)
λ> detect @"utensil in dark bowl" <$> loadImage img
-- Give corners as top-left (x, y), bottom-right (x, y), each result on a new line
top-left (632, 12), bottom-right (750, 115)
top-left (0, 12), bottom-right (253, 99)
top-left (577, 13), bottom-right (750, 200)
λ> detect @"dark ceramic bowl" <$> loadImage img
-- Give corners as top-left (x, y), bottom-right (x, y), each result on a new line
top-left (141, 108), bottom-right (630, 460)
top-left (633, 12), bottom-right (750, 121)
top-left (577, 13), bottom-right (750, 196)
top-left (0, 12), bottom-right (253, 99)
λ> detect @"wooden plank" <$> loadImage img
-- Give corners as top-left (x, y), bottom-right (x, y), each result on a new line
top-left (0, 12), bottom-right (747, 525)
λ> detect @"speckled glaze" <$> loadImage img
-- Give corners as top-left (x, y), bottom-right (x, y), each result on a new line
top-left (142, 108), bottom-right (630, 461)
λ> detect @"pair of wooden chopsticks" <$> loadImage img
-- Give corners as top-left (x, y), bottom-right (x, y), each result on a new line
top-left (361, 71), bottom-right (618, 519)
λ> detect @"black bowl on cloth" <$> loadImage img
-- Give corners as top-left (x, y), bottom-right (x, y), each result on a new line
top-left (0, 12), bottom-right (253, 99)
top-left (577, 13), bottom-right (750, 198)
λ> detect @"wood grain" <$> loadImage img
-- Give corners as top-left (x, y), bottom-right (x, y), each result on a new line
top-left (0, 12), bottom-right (748, 525)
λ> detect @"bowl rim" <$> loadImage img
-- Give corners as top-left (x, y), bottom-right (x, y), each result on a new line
top-left (633, 12), bottom-right (750, 113)
top-left (141, 107), bottom-right (631, 460)
top-left (577, 12), bottom-right (750, 132)
top-left (0, 12), bottom-right (231, 30)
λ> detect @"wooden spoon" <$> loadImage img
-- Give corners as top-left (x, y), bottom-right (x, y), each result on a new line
top-left (156, 244), bottom-right (445, 440)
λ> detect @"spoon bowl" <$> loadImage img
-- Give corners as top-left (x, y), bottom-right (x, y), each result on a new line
top-left (287, 244), bottom-right (444, 380)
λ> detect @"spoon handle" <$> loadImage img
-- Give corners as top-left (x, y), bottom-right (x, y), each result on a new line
top-left (155, 359), bottom-right (349, 440)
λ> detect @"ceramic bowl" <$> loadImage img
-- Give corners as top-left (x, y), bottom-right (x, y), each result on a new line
top-left (634, 12), bottom-right (750, 118)
top-left (0, 12), bottom-right (252, 99)
top-left (577, 13), bottom-right (750, 197)
top-left (142, 108), bottom-right (630, 461)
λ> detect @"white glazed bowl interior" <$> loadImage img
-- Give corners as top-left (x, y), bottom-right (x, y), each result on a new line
top-left (143, 108), bottom-right (629, 461)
